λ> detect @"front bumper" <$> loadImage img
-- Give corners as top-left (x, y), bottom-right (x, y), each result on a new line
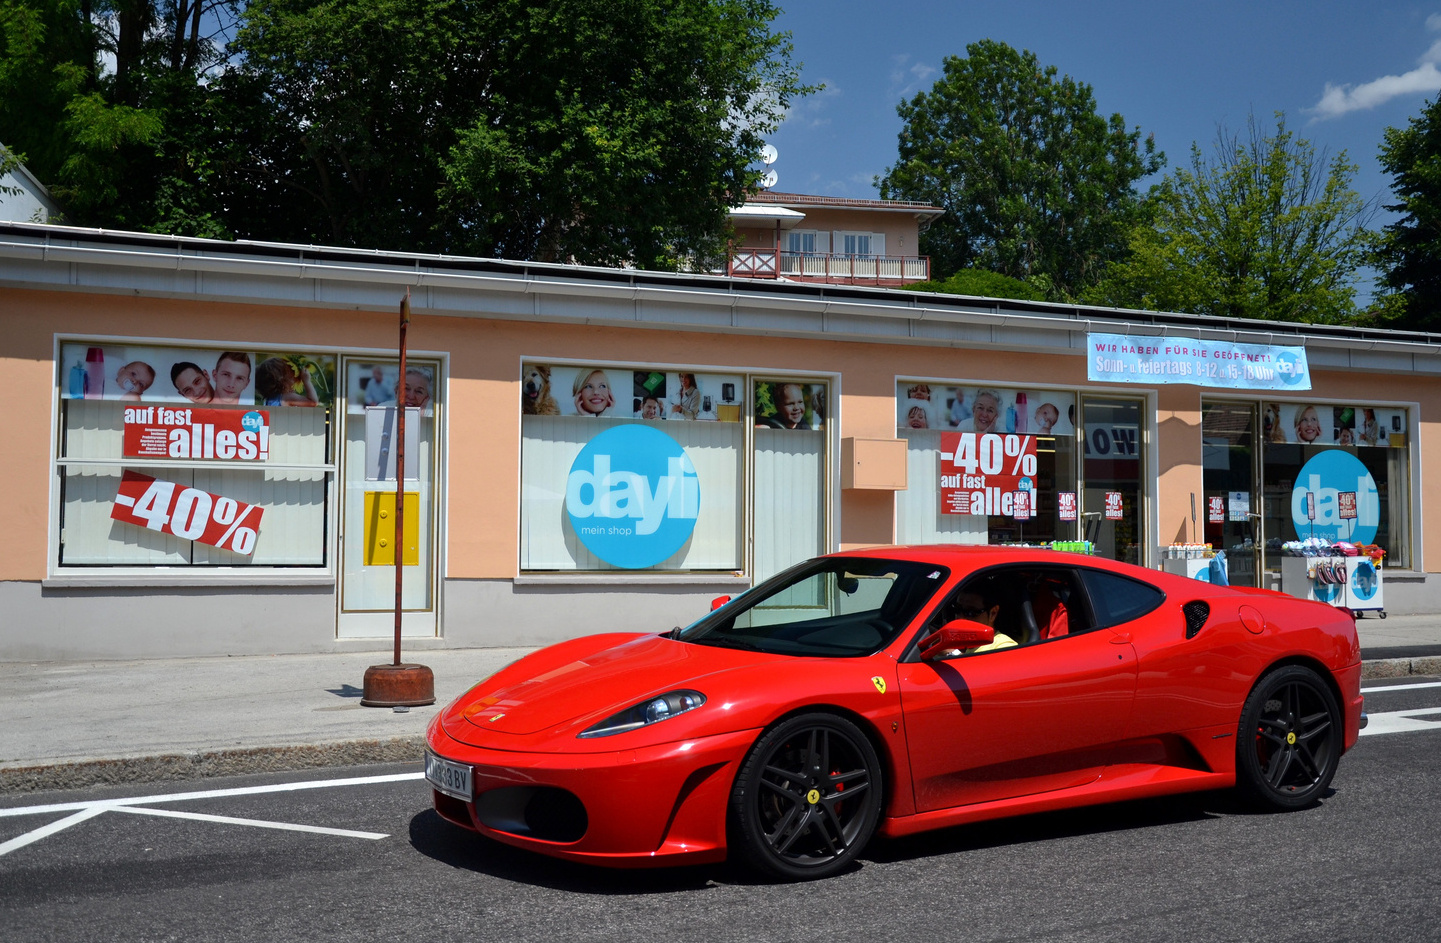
top-left (426, 719), bottom-right (759, 867)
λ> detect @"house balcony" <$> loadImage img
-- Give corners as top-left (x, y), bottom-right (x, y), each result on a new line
top-left (727, 248), bottom-right (930, 285)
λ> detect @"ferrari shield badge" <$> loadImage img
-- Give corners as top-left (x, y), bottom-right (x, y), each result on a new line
top-left (870, 676), bottom-right (887, 694)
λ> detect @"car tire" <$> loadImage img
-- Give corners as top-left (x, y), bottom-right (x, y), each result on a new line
top-left (729, 712), bottom-right (883, 880)
top-left (1235, 664), bottom-right (1342, 811)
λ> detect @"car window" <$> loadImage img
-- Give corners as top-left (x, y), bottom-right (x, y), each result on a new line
top-left (680, 558), bottom-right (950, 657)
top-left (918, 565), bottom-right (1092, 659)
top-left (1079, 569), bottom-right (1165, 627)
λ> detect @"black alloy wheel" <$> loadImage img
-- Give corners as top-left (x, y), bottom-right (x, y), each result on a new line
top-left (1236, 664), bottom-right (1343, 810)
top-left (729, 712), bottom-right (883, 880)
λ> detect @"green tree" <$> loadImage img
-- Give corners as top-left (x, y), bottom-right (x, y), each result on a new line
top-left (0, 0), bottom-right (238, 233)
top-left (905, 267), bottom-right (1046, 302)
top-left (215, 0), bottom-right (808, 266)
top-left (1374, 96), bottom-right (1441, 330)
top-left (878, 39), bottom-right (1162, 300)
top-left (1085, 114), bottom-right (1372, 324)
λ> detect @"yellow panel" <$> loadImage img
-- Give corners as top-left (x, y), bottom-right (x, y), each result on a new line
top-left (363, 491), bottom-right (420, 566)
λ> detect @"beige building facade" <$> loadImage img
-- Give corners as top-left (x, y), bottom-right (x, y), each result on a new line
top-left (3, 222), bottom-right (1438, 660)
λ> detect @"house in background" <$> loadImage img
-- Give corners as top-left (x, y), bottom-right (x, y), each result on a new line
top-left (0, 146), bottom-right (62, 224)
top-left (726, 190), bottom-right (943, 286)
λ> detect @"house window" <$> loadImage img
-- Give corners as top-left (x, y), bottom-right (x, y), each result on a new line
top-left (786, 230), bottom-right (822, 254)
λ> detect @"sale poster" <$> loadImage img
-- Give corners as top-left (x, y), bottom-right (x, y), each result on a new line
top-left (1104, 491), bottom-right (1124, 520)
top-left (111, 471), bottom-right (264, 555)
top-left (123, 406), bottom-right (269, 461)
top-left (1208, 496), bottom-right (1225, 523)
top-left (939, 432), bottom-right (1038, 516)
top-left (1338, 491), bottom-right (1358, 520)
top-left (1057, 492), bottom-right (1077, 521)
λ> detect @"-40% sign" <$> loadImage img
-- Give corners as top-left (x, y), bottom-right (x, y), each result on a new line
top-left (111, 470), bottom-right (265, 555)
top-left (948, 433), bottom-right (1038, 478)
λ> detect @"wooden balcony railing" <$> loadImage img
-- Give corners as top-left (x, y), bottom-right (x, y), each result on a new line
top-left (728, 249), bottom-right (930, 284)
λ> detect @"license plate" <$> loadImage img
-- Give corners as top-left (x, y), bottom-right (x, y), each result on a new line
top-left (425, 752), bottom-right (472, 802)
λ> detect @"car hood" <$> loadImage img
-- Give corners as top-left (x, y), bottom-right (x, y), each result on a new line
top-left (441, 633), bottom-right (765, 741)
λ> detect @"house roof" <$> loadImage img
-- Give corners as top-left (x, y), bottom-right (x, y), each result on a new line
top-left (743, 190), bottom-right (944, 221)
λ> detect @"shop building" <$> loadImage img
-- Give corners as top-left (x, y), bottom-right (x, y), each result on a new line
top-left (3, 220), bottom-right (1439, 661)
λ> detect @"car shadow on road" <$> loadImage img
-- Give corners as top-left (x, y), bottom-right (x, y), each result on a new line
top-left (408, 809), bottom-right (731, 893)
top-left (865, 789), bottom-right (1289, 865)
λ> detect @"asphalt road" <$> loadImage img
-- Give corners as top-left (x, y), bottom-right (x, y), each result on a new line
top-left (3, 678), bottom-right (1440, 943)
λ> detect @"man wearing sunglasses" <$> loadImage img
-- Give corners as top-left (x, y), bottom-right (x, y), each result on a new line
top-left (934, 585), bottom-right (1017, 657)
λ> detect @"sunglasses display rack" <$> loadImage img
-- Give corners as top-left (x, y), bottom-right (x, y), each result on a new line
top-left (1280, 554), bottom-right (1385, 618)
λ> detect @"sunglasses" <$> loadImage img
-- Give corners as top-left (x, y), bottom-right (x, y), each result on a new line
top-left (956, 606), bottom-right (988, 618)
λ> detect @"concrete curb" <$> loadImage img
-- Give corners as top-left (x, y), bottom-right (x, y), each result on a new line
top-left (1359, 656), bottom-right (1441, 680)
top-left (0, 736), bottom-right (424, 795)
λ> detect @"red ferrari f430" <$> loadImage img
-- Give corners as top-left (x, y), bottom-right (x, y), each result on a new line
top-left (425, 547), bottom-right (1364, 880)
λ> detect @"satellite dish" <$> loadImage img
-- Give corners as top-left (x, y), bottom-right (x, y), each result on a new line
top-left (760, 144), bottom-right (779, 166)
top-left (760, 170), bottom-right (778, 189)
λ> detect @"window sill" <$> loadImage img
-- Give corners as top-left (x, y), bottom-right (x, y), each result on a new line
top-left (513, 573), bottom-right (752, 587)
top-left (43, 571), bottom-right (336, 589)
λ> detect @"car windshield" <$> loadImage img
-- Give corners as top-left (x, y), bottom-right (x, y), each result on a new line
top-left (678, 557), bottom-right (950, 657)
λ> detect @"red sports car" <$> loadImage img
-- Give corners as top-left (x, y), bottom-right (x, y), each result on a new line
top-left (425, 546), bottom-right (1364, 880)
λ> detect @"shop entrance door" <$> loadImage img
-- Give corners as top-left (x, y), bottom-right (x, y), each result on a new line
top-left (1079, 396), bottom-right (1145, 565)
top-left (1200, 401), bottom-right (1261, 587)
top-left (337, 357), bottom-right (441, 638)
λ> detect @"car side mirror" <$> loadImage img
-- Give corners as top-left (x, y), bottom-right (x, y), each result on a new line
top-left (710, 595), bottom-right (732, 611)
top-left (919, 619), bottom-right (995, 660)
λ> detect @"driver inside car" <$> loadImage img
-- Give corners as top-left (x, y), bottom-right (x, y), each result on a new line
top-left (932, 586), bottom-right (1017, 658)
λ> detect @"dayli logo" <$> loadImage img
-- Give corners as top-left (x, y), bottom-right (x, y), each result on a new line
top-left (1291, 450), bottom-right (1378, 544)
top-left (566, 425), bottom-right (701, 569)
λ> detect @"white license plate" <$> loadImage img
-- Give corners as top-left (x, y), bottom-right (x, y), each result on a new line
top-left (425, 753), bottom-right (472, 802)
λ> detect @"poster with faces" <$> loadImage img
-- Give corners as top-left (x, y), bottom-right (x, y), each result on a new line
top-left (897, 382), bottom-right (1075, 437)
top-left (1264, 402), bottom-right (1406, 447)
top-left (520, 363), bottom-right (743, 422)
top-left (61, 342), bottom-right (335, 408)
top-left (755, 380), bottom-right (825, 432)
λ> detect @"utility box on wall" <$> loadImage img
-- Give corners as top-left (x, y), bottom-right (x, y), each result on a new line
top-left (841, 437), bottom-right (907, 490)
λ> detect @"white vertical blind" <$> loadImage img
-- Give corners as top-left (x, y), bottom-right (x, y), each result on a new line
top-left (62, 465), bottom-right (191, 564)
top-left (895, 430), bottom-right (987, 545)
top-left (520, 416), bottom-right (742, 571)
top-left (752, 428), bottom-right (824, 583)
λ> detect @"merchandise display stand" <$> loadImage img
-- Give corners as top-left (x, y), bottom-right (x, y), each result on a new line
top-left (1280, 555), bottom-right (1385, 618)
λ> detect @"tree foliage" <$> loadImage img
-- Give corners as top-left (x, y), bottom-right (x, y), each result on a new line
top-left (1085, 114), bottom-right (1372, 324)
top-left (2, 0), bottom-right (808, 266)
top-left (905, 267), bottom-right (1046, 302)
top-left (1374, 96), bottom-right (1441, 331)
top-left (878, 40), bottom-right (1162, 300)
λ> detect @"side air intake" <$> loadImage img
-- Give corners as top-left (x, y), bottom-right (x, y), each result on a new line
top-left (1182, 600), bottom-right (1210, 639)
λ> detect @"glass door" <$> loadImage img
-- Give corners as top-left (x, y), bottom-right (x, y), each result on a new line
top-left (1201, 401), bottom-right (1260, 587)
top-left (1080, 396), bottom-right (1145, 565)
top-left (337, 357), bottom-right (442, 638)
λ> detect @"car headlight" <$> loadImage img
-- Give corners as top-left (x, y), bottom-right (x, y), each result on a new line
top-left (577, 690), bottom-right (707, 739)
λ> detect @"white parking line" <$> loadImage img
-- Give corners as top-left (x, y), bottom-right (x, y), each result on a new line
top-left (1362, 680), bottom-right (1441, 694)
top-left (1359, 707), bottom-right (1441, 736)
top-left (111, 805), bottom-right (388, 839)
top-left (0, 770), bottom-right (424, 858)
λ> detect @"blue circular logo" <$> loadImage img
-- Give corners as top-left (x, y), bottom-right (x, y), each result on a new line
top-left (1313, 578), bottom-right (1341, 603)
top-left (1351, 560), bottom-right (1378, 601)
top-left (566, 425), bottom-right (701, 569)
top-left (1275, 351), bottom-right (1307, 387)
top-left (241, 410), bottom-right (264, 432)
top-left (1291, 449), bottom-right (1378, 545)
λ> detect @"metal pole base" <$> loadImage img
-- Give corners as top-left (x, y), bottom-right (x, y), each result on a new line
top-left (361, 663), bottom-right (436, 707)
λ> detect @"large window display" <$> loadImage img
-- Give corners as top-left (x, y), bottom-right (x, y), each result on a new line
top-left (896, 382), bottom-right (1080, 548)
top-left (1260, 401), bottom-right (1411, 582)
top-left (518, 363), bottom-right (827, 577)
top-left (54, 341), bottom-right (336, 571)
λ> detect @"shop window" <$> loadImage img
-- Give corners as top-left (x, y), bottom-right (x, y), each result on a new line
top-left (517, 364), bottom-right (827, 576)
top-left (54, 342), bottom-right (337, 571)
top-left (1080, 396), bottom-right (1145, 565)
top-left (895, 382), bottom-right (1078, 547)
top-left (1260, 402), bottom-right (1410, 575)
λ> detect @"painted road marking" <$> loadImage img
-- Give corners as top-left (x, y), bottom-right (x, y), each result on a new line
top-left (1361, 680), bottom-right (1441, 694)
top-left (0, 770), bottom-right (424, 858)
top-left (1359, 707), bottom-right (1441, 737)
top-left (111, 805), bottom-right (388, 839)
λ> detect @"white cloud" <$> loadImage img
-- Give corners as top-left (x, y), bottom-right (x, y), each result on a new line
top-left (782, 80), bottom-right (840, 130)
top-left (889, 54), bottom-right (938, 98)
top-left (1309, 20), bottom-right (1441, 119)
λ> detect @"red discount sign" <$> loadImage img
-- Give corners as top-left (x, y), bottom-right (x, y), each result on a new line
top-left (1105, 491), bottom-right (1124, 520)
top-left (939, 432), bottom-right (1038, 516)
top-left (123, 406), bottom-right (270, 461)
top-left (111, 471), bottom-right (264, 555)
top-left (1208, 495), bottom-right (1225, 523)
top-left (1057, 491), bottom-right (1077, 521)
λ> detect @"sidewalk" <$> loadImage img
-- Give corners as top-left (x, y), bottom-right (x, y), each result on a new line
top-left (2, 616), bottom-right (1440, 795)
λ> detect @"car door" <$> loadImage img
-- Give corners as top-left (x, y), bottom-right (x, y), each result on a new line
top-left (896, 565), bottom-right (1139, 812)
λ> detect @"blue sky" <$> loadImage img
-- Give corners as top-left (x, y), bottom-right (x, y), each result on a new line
top-left (765, 0), bottom-right (1441, 218)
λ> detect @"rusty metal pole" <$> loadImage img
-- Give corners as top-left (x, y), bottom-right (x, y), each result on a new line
top-left (361, 291), bottom-right (435, 708)
top-left (394, 293), bottom-right (408, 667)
